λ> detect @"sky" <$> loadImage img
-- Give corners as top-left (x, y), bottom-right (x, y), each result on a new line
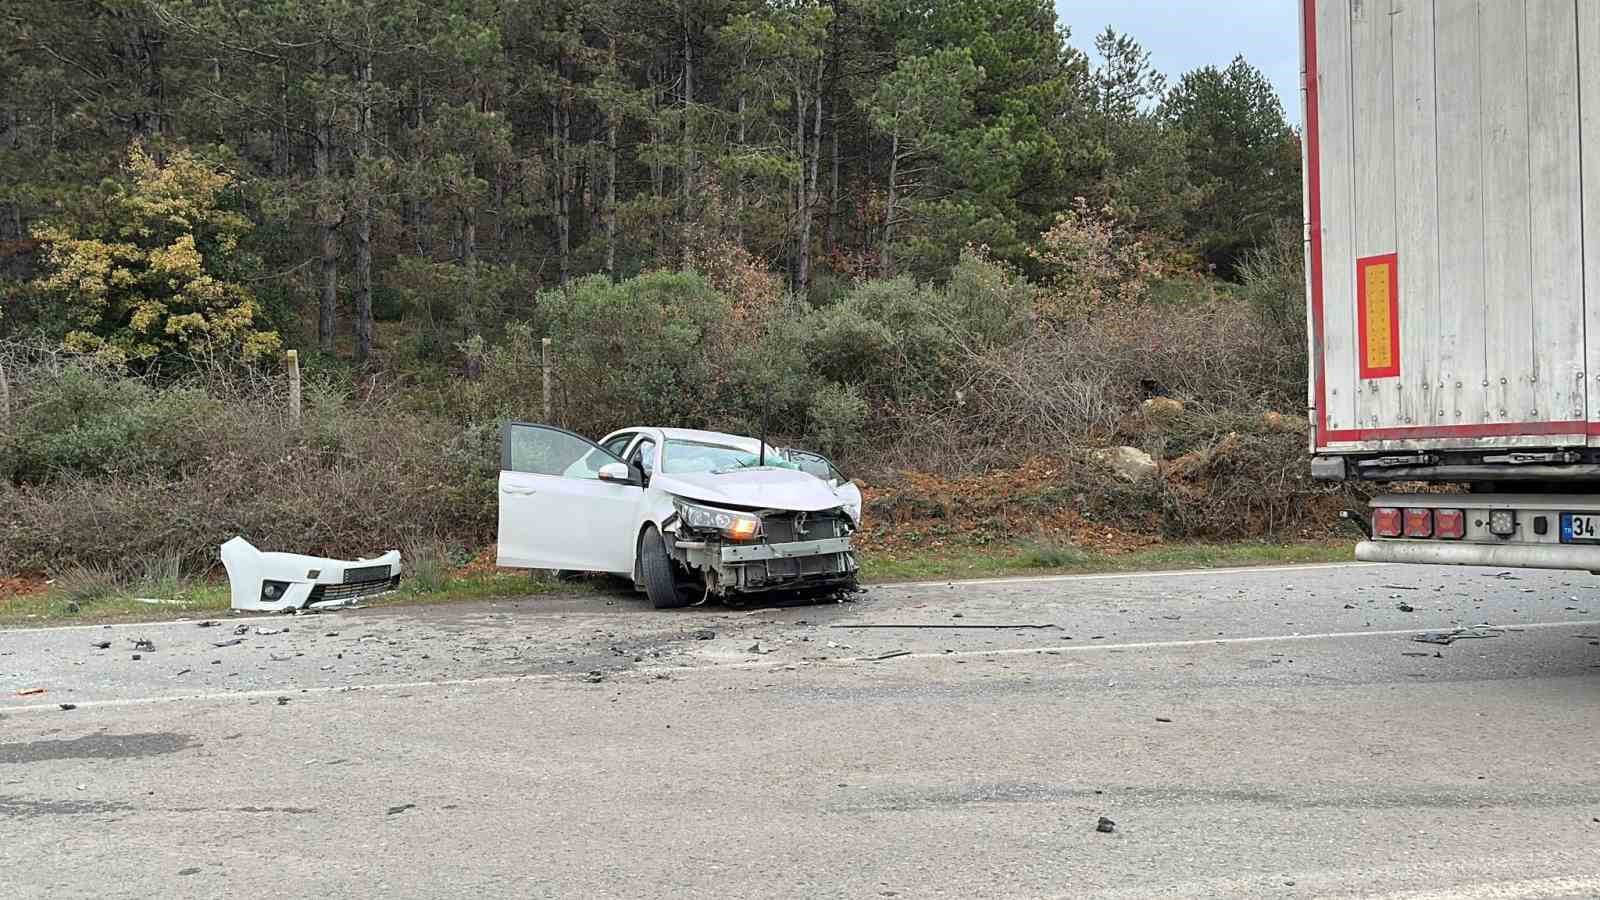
top-left (1054, 0), bottom-right (1303, 124)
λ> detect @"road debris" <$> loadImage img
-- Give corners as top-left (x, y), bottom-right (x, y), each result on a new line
top-left (16, 687), bottom-right (45, 696)
top-left (255, 627), bottom-right (287, 636)
top-left (211, 638), bottom-right (244, 648)
top-left (233, 624), bottom-right (250, 635)
top-left (584, 671), bottom-right (605, 683)
top-left (386, 803), bottom-right (416, 816)
top-left (1413, 626), bottom-right (1504, 646)
top-left (1395, 602), bottom-right (1415, 613)
top-left (747, 642), bottom-right (774, 655)
top-left (870, 650), bottom-right (914, 661)
top-left (1096, 816), bottom-right (1116, 834)
top-left (130, 637), bottom-right (155, 651)
top-left (831, 623), bottom-right (1057, 630)
top-left (1381, 585), bottom-right (1420, 591)
top-left (275, 696), bottom-right (290, 706)
top-left (58, 703), bottom-right (77, 711)
top-left (196, 621), bottom-right (221, 628)
top-left (690, 629), bottom-right (716, 641)
top-left (1154, 717), bottom-right (1173, 723)
top-left (90, 640), bottom-right (111, 650)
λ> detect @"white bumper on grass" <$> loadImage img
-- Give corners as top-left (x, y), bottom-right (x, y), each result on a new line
top-left (220, 537), bottom-right (402, 612)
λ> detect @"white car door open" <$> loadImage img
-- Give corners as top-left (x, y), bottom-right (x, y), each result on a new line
top-left (497, 423), bottom-right (642, 574)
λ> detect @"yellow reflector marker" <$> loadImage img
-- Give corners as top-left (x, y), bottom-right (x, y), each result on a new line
top-left (1356, 253), bottom-right (1400, 379)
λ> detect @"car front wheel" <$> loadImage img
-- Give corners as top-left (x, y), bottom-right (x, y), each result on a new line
top-left (639, 526), bottom-right (691, 610)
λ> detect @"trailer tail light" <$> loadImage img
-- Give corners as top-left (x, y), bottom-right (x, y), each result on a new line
top-left (1373, 507), bottom-right (1403, 538)
top-left (1433, 509), bottom-right (1465, 540)
top-left (1404, 508), bottom-right (1433, 538)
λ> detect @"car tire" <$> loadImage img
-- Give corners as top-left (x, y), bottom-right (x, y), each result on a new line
top-left (640, 527), bottom-right (690, 610)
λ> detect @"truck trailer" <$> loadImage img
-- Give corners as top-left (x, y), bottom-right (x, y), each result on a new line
top-left (1303, 0), bottom-right (1600, 572)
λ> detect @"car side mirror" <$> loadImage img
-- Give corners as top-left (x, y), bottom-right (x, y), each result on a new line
top-left (598, 462), bottom-right (635, 484)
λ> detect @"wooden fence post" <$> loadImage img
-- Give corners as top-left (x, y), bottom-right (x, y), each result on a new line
top-left (541, 337), bottom-right (552, 423)
top-left (286, 349), bottom-right (301, 425)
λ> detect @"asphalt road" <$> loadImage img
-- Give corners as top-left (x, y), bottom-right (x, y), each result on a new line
top-left (2, 561), bottom-right (1598, 899)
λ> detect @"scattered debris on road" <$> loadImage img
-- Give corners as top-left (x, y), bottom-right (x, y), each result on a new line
top-left (130, 637), bottom-right (155, 651)
top-left (275, 696), bottom-right (290, 706)
top-left (196, 621), bottom-right (221, 628)
top-left (211, 638), bottom-right (244, 648)
top-left (386, 803), bottom-right (416, 816)
top-left (233, 624), bottom-right (250, 635)
top-left (1395, 602), bottom-right (1415, 613)
top-left (1155, 717), bottom-right (1173, 723)
top-left (747, 642), bottom-right (774, 655)
top-left (255, 627), bottom-right (287, 636)
top-left (16, 687), bottom-right (45, 696)
top-left (585, 671), bottom-right (605, 683)
top-left (1413, 626), bottom-right (1504, 646)
top-left (870, 650), bottom-right (914, 661)
top-left (1096, 816), bottom-right (1117, 834)
top-left (58, 703), bottom-right (76, 711)
top-left (831, 623), bottom-right (1057, 630)
top-left (90, 640), bottom-right (111, 650)
top-left (690, 629), bottom-right (716, 641)
top-left (1382, 585), bottom-right (1420, 591)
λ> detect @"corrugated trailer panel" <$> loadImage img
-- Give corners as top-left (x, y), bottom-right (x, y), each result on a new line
top-left (1582, 2), bottom-right (1600, 431)
top-left (1304, 0), bottom-right (1588, 453)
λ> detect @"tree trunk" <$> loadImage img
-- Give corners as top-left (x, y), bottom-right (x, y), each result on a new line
top-left (735, 89), bottom-right (746, 248)
top-left (354, 50), bottom-right (373, 364)
top-left (680, 1), bottom-right (694, 219)
top-left (796, 83), bottom-right (823, 296)
top-left (827, 111), bottom-right (839, 254)
top-left (881, 130), bottom-right (898, 278)
top-left (314, 43), bottom-right (337, 354)
top-left (553, 85), bottom-right (570, 287)
top-left (273, 61), bottom-right (290, 177)
top-left (606, 110), bottom-right (618, 278)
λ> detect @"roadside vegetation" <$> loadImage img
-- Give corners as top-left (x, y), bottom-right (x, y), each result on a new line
top-left (0, 2), bottom-right (1363, 614)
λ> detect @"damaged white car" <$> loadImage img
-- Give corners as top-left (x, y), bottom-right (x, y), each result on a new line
top-left (497, 425), bottom-right (862, 608)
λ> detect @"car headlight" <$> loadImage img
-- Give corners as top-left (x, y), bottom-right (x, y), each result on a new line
top-left (674, 499), bottom-right (761, 541)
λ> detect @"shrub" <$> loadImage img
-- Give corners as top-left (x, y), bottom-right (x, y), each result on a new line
top-left (28, 143), bottom-right (280, 367)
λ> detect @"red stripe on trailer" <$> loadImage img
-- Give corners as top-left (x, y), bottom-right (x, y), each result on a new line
top-left (1320, 420), bottom-right (1589, 443)
top-left (1303, 0), bottom-right (1329, 446)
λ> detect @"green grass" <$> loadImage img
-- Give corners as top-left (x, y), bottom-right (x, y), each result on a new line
top-left (2, 540), bottom-right (1354, 627)
top-left (859, 539), bottom-right (1354, 583)
top-left (0, 569), bottom-right (572, 628)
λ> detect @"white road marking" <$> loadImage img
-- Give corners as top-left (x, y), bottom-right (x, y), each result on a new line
top-left (875, 561), bottom-right (1384, 589)
top-left (848, 619), bottom-right (1596, 663)
top-left (1361, 875), bottom-right (1600, 900)
top-left (2, 618), bottom-right (1592, 716)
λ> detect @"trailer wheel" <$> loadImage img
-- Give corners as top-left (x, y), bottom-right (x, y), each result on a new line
top-left (639, 526), bottom-right (690, 610)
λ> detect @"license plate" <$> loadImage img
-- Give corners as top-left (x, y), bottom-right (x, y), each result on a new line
top-left (1560, 513), bottom-right (1600, 544)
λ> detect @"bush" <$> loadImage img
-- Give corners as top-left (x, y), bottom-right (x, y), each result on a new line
top-left (0, 366), bottom-right (223, 483)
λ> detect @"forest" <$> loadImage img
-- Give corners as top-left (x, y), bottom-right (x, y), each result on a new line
top-left (0, 0), bottom-right (1330, 584)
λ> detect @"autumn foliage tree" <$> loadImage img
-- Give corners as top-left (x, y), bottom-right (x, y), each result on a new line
top-left (29, 144), bottom-right (279, 367)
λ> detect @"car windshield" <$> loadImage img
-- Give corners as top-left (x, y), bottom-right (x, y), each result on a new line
top-left (660, 439), bottom-right (795, 475)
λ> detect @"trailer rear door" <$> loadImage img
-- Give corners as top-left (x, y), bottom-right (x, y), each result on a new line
top-left (1304, 0), bottom-right (1592, 452)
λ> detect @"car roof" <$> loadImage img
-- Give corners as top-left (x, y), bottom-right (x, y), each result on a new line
top-left (618, 427), bottom-right (768, 453)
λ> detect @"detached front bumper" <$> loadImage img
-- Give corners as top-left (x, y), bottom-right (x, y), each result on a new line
top-left (221, 537), bottom-right (403, 612)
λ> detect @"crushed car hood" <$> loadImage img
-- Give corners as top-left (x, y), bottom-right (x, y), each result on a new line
top-left (656, 467), bottom-right (849, 513)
